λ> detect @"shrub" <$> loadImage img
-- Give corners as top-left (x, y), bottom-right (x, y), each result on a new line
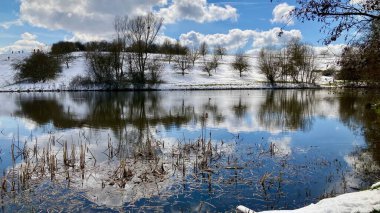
top-left (85, 51), bottom-right (115, 84)
top-left (13, 52), bottom-right (61, 83)
top-left (69, 75), bottom-right (93, 88)
top-left (147, 57), bottom-right (163, 85)
top-left (51, 41), bottom-right (77, 68)
top-left (322, 67), bottom-right (337, 77)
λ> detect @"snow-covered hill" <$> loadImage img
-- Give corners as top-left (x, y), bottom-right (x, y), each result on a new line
top-left (0, 52), bottom-right (338, 91)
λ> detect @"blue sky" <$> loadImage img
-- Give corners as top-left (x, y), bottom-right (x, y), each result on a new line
top-left (0, 0), bottom-right (339, 54)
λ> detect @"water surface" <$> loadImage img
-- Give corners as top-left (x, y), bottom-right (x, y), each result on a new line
top-left (0, 89), bottom-right (379, 212)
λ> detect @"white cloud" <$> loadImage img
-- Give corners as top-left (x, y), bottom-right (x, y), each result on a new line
top-left (65, 32), bottom-right (110, 43)
top-left (0, 19), bottom-right (23, 29)
top-left (157, 0), bottom-right (238, 24)
top-left (18, 0), bottom-right (170, 42)
top-left (270, 3), bottom-right (295, 25)
top-left (179, 27), bottom-right (302, 53)
top-left (313, 44), bottom-right (346, 57)
top-left (18, 0), bottom-right (238, 42)
top-left (155, 34), bottom-right (178, 44)
top-left (21, 32), bottom-right (37, 41)
top-left (0, 32), bottom-right (47, 54)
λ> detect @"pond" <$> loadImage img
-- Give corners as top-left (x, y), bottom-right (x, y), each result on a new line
top-left (0, 89), bottom-right (379, 212)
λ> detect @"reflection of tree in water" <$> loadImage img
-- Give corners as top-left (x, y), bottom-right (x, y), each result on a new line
top-left (15, 94), bottom-right (84, 128)
top-left (338, 90), bottom-right (380, 168)
top-left (15, 92), bottom-right (195, 158)
top-left (200, 98), bottom-right (225, 125)
top-left (16, 92), bottom-right (194, 131)
top-left (258, 90), bottom-right (316, 131)
top-left (232, 97), bottom-right (248, 120)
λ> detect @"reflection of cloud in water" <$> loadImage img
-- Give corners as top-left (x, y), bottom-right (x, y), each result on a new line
top-left (60, 93), bottom-right (90, 120)
top-left (0, 90), bottom-right (343, 137)
top-left (20, 118), bottom-right (38, 130)
top-left (344, 150), bottom-right (380, 189)
top-left (0, 94), bottom-right (18, 115)
top-left (269, 136), bottom-right (292, 156)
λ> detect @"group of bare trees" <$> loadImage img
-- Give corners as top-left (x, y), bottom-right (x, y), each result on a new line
top-left (171, 41), bottom-right (250, 78)
top-left (85, 13), bottom-right (164, 88)
top-left (277, 0), bottom-right (380, 86)
top-left (258, 39), bottom-right (317, 85)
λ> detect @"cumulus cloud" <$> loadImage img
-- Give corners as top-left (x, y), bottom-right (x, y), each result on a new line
top-left (157, 0), bottom-right (238, 24)
top-left (18, 0), bottom-right (238, 42)
top-left (0, 32), bottom-right (47, 54)
top-left (19, 0), bottom-right (157, 41)
top-left (179, 27), bottom-right (302, 53)
top-left (313, 44), bottom-right (346, 57)
top-left (270, 3), bottom-right (295, 25)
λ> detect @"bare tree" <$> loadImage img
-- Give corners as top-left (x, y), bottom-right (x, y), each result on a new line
top-left (202, 54), bottom-right (219, 76)
top-left (114, 15), bottom-right (128, 49)
top-left (126, 12), bottom-right (163, 85)
top-left (161, 39), bottom-right (174, 64)
top-left (258, 48), bottom-right (281, 85)
top-left (188, 45), bottom-right (200, 66)
top-left (147, 56), bottom-right (163, 85)
top-left (214, 45), bottom-right (227, 59)
top-left (202, 61), bottom-right (214, 77)
top-left (173, 53), bottom-right (193, 76)
top-left (211, 54), bottom-right (220, 72)
top-left (231, 53), bottom-right (250, 77)
top-left (199, 42), bottom-right (208, 60)
top-left (113, 15), bottom-right (128, 80)
top-left (286, 39), bottom-right (317, 83)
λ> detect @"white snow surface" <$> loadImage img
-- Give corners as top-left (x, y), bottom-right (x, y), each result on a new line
top-left (0, 52), bottom-right (338, 91)
top-left (237, 182), bottom-right (380, 213)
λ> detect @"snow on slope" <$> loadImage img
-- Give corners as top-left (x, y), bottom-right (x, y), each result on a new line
top-left (237, 182), bottom-right (380, 213)
top-left (0, 52), bottom-right (337, 91)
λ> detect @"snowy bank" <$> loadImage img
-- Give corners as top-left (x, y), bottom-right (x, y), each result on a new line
top-left (0, 52), bottom-right (338, 92)
top-left (237, 182), bottom-right (380, 213)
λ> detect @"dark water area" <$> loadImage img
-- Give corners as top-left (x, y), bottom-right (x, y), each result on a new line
top-left (0, 89), bottom-right (379, 212)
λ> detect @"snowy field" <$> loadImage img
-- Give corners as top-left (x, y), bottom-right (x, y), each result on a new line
top-left (0, 52), bottom-right (338, 91)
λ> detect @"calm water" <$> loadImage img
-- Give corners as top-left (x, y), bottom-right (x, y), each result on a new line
top-left (0, 89), bottom-right (379, 212)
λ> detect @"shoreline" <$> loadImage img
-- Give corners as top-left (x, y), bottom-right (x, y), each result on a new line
top-left (0, 82), bottom-right (336, 93)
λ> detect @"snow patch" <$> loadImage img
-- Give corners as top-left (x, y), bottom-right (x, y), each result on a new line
top-left (237, 182), bottom-right (380, 213)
